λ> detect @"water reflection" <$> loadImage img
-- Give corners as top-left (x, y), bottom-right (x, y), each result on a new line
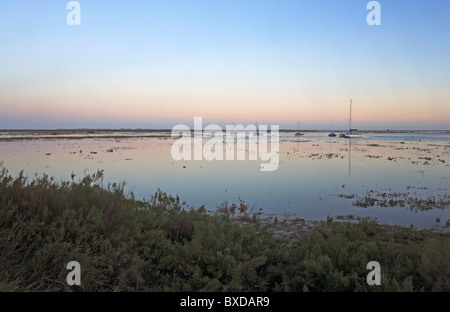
top-left (0, 132), bottom-right (449, 230)
top-left (348, 139), bottom-right (352, 176)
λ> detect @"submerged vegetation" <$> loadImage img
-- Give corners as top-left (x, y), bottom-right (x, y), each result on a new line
top-left (350, 190), bottom-right (450, 212)
top-left (0, 166), bottom-right (449, 292)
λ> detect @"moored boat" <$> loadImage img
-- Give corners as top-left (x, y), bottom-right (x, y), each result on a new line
top-left (343, 100), bottom-right (362, 138)
top-left (295, 121), bottom-right (304, 136)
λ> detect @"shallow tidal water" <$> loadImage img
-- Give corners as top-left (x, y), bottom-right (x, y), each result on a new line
top-left (0, 130), bottom-right (449, 231)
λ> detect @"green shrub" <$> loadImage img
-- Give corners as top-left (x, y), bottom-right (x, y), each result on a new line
top-left (0, 166), bottom-right (448, 292)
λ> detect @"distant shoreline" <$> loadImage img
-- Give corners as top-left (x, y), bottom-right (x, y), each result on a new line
top-left (0, 129), bottom-right (449, 142)
top-left (1, 129), bottom-right (449, 133)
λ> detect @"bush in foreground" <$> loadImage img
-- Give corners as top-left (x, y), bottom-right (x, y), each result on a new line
top-left (0, 167), bottom-right (448, 291)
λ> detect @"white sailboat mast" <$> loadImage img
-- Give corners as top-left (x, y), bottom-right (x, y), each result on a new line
top-left (349, 99), bottom-right (352, 131)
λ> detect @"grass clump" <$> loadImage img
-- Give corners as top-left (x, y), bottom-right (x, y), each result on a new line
top-left (0, 166), bottom-right (448, 292)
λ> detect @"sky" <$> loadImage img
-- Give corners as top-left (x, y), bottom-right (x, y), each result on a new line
top-left (0, 0), bottom-right (449, 130)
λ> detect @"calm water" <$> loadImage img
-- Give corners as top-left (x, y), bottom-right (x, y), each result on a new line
top-left (1, 131), bottom-right (449, 231)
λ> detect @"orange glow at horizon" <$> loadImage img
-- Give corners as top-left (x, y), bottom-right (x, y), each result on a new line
top-left (2, 83), bottom-right (449, 129)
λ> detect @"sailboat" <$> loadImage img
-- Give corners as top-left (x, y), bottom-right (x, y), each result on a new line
top-left (295, 121), bottom-right (304, 136)
top-left (344, 99), bottom-right (362, 138)
top-left (328, 118), bottom-right (337, 137)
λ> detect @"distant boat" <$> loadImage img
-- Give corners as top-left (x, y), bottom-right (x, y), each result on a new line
top-left (328, 118), bottom-right (337, 137)
top-left (295, 121), bottom-right (304, 136)
top-left (344, 99), bottom-right (362, 138)
top-left (344, 131), bottom-right (362, 138)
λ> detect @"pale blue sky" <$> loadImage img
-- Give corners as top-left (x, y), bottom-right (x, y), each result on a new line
top-left (0, 1), bottom-right (449, 129)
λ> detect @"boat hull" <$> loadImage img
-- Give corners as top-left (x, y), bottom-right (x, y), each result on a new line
top-left (344, 134), bottom-right (362, 138)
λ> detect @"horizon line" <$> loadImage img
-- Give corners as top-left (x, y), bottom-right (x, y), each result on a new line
top-left (1, 128), bottom-right (449, 132)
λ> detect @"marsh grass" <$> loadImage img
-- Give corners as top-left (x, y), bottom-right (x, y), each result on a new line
top-left (0, 166), bottom-right (449, 292)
